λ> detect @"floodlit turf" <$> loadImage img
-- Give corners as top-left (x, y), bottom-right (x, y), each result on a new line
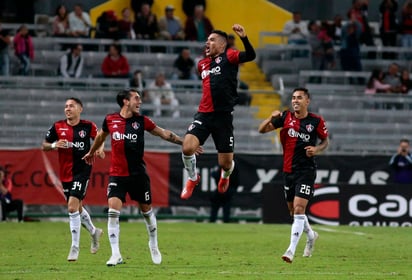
top-left (0, 221), bottom-right (410, 279)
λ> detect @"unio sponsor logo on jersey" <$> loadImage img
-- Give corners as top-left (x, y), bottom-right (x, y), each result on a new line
top-left (201, 66), bottom-right (221, 79)
top-left (68, 141), bottom-right (85, 149)
top-left (112, 131), bottom-right (138, 141)
top-left (288, 128), bottom-right (310, 142)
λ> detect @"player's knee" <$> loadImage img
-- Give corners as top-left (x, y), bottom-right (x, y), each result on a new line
top-left (293, 205), bottom-right (306, 214)
top-left (182, 143), bottom-right (196, 155)
top-left (67, 205), bottom-right (78, 213)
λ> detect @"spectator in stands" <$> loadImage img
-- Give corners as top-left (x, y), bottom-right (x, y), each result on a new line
top-left (400, 0), bottom-right (412, 58)
top-left (184, 5), bottom-right (214, 41)
top-left (52, 4), bottom-right (70, 37)
top-left (383, 63), bottom-right (403, 92)
top-left (13, 25), bottom-right (34, 76)
top-left (95, 10), bottom-right (120, 40)
top-left (209, 163), bottom-right (239, 223)
top-left (129, 69), bottom-right (146, 91)
top-left (183, 0), bottom-right (206, 17)
top-left (347, 0), bottom-right (374, 47)
top-left (340, 14), bottom-right (363, 76)
top-left (68, 4), bottom-right (92, 38)
top-left (0, 23), bottom-right (11, 76)
top-left (118, 7), bottom-right (135, 39)
top-left (319, 21), bottom-right (336, 69)
top-left (158, 5), bottom-right (185, 40)
top-left (131, 0), bottom-right (154, 16)
top-left (147, 72), bottom-right (180, 118)
top-left (328, 14), bottom-right (343, 45)
top-left (172, 48), bottom-right (197, 80)
top-left (389, 139), bottom-right (412, 184)
top-left (58, 44), bottom-right (84, 78)
top-left (400, 69), bottom-right (412, 94)
top-left (133, 3), bottom-right (159, 40)
top-left (101, 44), bottom-right (130, 78)
top-left (307, 21), bottom-right (325, 73)
top-left (365, 68), bottom-right (393, 94)
top-left (282, 11), bottom-right (308, 46)
top-left (0, 165), bottom-right (24, 222)
top-left (379, 0), bottom-right (399, 59)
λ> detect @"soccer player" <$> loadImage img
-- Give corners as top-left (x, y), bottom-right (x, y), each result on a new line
top-left (83, 89), bottom-right (195, 266)
top-left (180, 23), bottom-right (256, 200)
top-left (42, 97), bottom-right (105, 262)
top-left (258, 88), bottom-right (329, 263)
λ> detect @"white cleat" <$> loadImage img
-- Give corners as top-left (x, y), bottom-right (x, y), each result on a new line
top-left (91, 228), bottom-right (103, 254)
top-left (303, 231), bottom-right (319, 257)
top-left (281, 250), bottom-right (294, 263)
top-left (106, 255), bottom-right (124, 266)
top-left (148, 242), bottom-right (162, 264)
top-left (67, 246), bottom-right (79, 262)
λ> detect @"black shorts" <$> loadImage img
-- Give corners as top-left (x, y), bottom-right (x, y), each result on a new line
top-left (186, 112), bottom-right (234, 153)
top-left (107, 174), bottom-right (152, 204)
top-left (62, 177), bottom-right (89, 201)
top-left (283, 168), bottom-right (316, 202)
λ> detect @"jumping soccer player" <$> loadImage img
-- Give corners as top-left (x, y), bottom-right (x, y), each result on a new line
top-left (180, 23), bottom-right (256, 200)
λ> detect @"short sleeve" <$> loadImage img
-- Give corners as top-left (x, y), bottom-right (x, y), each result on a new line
top-left (144, 116), bottom-right (156, 131)
top-left (45, 124), bottom-right (58, 143)
top-left (317, 117), bottom-right (329, 140)
top-left (90, 122), bottom-right (98, 139)
top-left (102, 117), bottom-right (109, 133)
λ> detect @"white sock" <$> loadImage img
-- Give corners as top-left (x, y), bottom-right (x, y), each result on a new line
top-left (142, 209), bottom-right (158, 247)
top-left (221, 160), bottom-right (235, 179)
top-left (182, 153), bottom-right (197, 180)
top-left (69, 211), bottom-right (81, 248)
top-left (303, 215), bottom-right (315, 240)
top-left (108, 208), bottom-right (121, 256)
top-left (287, 214), bottom-right (305, 255)
top-left (80, 208), bottom-right (96, 235)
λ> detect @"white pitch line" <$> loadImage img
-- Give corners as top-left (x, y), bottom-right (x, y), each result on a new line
top-left (316, 226), bottom-right (367, 236)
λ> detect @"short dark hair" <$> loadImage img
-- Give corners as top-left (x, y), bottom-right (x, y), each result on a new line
top-left (211, 30), bottom-right (228, 41)
top-left (400, 139), bottom-right (410, 144)
top-left (110, 43), bottom-right (122, 56)
top-left (292, 87), bottom-right (310, 98)
top-left (116, 89), bottom-right (139, 107)
top-left (68, 97), bottom-right (83, 107)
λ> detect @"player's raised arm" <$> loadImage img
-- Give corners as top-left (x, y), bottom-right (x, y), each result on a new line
top-left (232, 24), bottom-right (256, 62)
top-left (258, 110), bottom-right (282, 133)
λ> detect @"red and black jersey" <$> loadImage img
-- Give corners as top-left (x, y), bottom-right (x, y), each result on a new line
top-left (272, 111), bottom-right (328, 173)
top-left (102, 112), bottom-right (156, 176)
top-left (45, 120), bottom-right (98, 182)
top-left (197, 36), bottom-right (256, 113)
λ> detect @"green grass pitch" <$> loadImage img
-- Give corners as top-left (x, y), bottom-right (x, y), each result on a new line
top-left (0, 221), bottom-right (410, 279)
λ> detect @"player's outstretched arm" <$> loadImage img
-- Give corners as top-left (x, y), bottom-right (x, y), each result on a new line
top-left (150, 126), bottom-right (204, 155)
top-left (42, 139), bottom-right (69, 151)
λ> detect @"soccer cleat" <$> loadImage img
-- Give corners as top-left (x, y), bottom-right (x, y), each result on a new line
top-left (148, 242), bottom-right (162, 265)
top-left (217, 177), bottom-right (230, 193)
top-left (91, 228), bottom-right (103, 254)
top-left (180, 175), bottom-right (200, 200)
top-left (67, 246), bottom-right (79, 262)
top-left (106, 255), bottom-right (124, 266)
top-left (303, 231), bottom-right (319, 257)
top-left (281, 250), bottom-right (294, 263)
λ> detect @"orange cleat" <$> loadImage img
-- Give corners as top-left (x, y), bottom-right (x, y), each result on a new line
top-left (217, 177), bottom-right (230, 193)
top-left (181, 175), bottom-right (200, 200)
